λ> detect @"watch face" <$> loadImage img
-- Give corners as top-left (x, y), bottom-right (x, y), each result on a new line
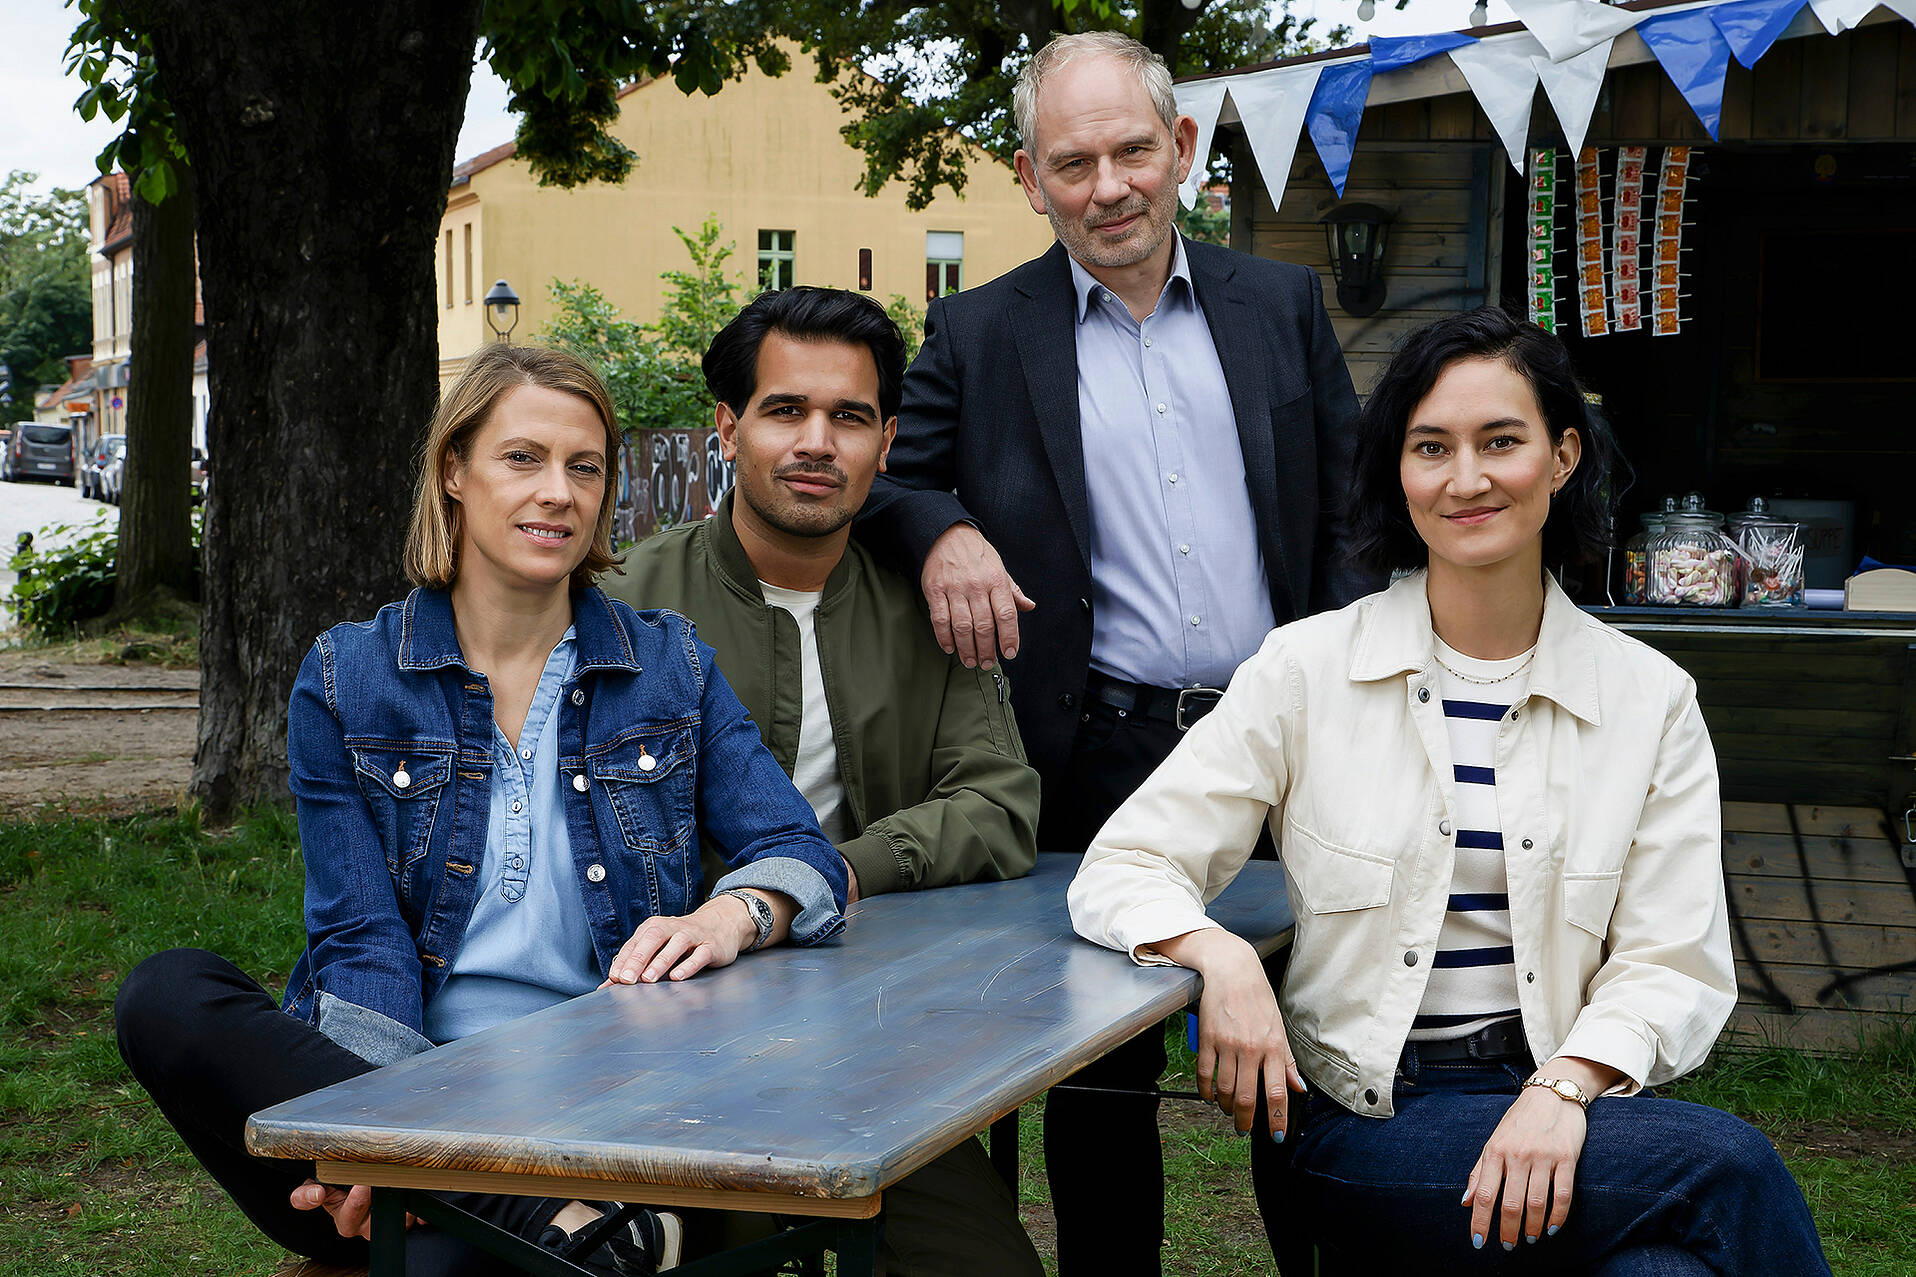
top-left (1554, 1080), bottom-right (1579, 1100)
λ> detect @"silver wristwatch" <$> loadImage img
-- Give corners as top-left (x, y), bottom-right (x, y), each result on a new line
top-left (716, 888), bottom-right (774, 952)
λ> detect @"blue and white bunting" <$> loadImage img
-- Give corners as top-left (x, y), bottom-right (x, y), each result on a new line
top-left (1710, 0), bottom-right (1809, 66)
top-left (1225, 63), bottom-right (1327, 212)
top-left (1637, 9), bottom-right (1734, 140)
top-left (1306, 59), bottom-right (1376, 197)
top-left (1174, 78), bottom-right (1231, 210)
top-left (1368, 32), bottom-right (1480, 72)
top-left (1533, 39), bottom-right (1615, 159)
top-left (1449, 34), bottom-right (1546, 172)
top-left (1504, 0), bottom-right (1644, 61)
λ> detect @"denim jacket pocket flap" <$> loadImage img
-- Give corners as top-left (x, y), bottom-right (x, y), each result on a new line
top-left (351, 747), bottom-right (454, 798)
top-left (591, 727), bottom-right (695, 784)
top-left (1280, 821), bottom-right (1396, 914)
top-left (1562, 869), bottom-right (1623, 939)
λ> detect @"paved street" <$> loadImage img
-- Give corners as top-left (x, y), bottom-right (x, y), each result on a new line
top-left (0, 473), bottom-right (116, 632)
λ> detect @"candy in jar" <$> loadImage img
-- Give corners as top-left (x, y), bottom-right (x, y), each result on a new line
top-left (1646, 495), bottom-right (1738, 607)
top-left (1727, 497), bottom-right (1805, 606)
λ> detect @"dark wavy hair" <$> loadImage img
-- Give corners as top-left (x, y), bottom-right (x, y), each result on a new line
top-left (1345, 306), bottom-right (1618, 576)
top-left (703, 286), bottom-right (908, 423)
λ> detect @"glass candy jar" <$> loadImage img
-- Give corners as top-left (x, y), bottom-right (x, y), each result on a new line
top-left (1727, 496), bottom-right (1805, 607)
top-left (1647, 494), bottom-right (1737, 607)
top-left (1622, 497), bottom-right (1677, 604)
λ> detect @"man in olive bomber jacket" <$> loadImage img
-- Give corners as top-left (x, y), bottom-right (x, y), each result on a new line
top-left (606, 286), bottom-right (1043, 1277)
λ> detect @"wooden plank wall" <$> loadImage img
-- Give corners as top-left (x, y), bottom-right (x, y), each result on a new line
top-left (1628, 629), bottom-right (1915, 809)
top-left (1719, 802), bottom-right (1916, 1051)
top-left (1244, 140), bottom-right (1496, 397)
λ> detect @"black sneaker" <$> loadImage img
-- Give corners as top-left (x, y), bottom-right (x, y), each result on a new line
top-left (537, 1202), bottom-right (683, 1275)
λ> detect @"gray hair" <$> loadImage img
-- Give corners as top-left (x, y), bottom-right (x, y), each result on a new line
top-left (1013, 31), bottom-right (1179, 154)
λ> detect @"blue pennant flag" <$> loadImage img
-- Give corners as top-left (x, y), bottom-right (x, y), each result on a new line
top-left (1368, 32), bottom-right (1479, 73)
top-left (1637, 9), bottom-right (1734, 141)
top-left (1711, 0), bottom-right (1808, 67)
top-left (1306, 59), bottom-right (1375, 197)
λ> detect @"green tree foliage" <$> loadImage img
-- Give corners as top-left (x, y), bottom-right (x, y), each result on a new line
top-left (769, 0), bottom-right (1342, 210)
top-left (537, 215), bottom-right (744, 435)
top-left (0, 173), bottom-right (91, 391)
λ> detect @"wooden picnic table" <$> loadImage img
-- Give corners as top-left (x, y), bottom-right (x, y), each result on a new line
top-left (246, 855), bottom-right (1295, 1276)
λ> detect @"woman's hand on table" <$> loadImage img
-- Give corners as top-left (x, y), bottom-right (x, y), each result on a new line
top-left (289, 1179), bottom-right (416, 1239)
top-left (1463, 1055), bottom-right (1622, 1251)
top-left (601, 889), bottom-right (795, 986)
top-left (1151, 927), bottom-right (1306, 1140)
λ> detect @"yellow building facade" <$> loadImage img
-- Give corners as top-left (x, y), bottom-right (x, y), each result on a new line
top-left (436, 58), bottom-right (1056, 378)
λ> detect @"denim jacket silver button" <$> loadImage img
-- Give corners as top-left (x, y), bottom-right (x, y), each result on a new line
top-left (637, 748), bottom-right (656, 773)
top-left (571, 689), bottom-right (584, 706)
top-left (573, 773), bottom-right (588, 793)
top-left (392, 768), bottom-right (411, 790)
top-left (585, 863), bottom-right (605, 883)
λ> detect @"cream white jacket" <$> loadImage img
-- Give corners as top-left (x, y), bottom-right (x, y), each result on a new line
top-left (1067, 571), bottom-right (1734, 1118)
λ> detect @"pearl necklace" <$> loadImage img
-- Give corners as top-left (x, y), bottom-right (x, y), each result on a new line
top-left (1432, 648), bottom-right (1536, 686)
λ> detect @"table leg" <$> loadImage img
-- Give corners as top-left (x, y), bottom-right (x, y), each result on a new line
top-left (988, 1111), bottom-right (1019, 1195)
top-left (833, 1214), bottom-right (884, 1277)
top-left (369, 1186), bottom-right (407, 1276)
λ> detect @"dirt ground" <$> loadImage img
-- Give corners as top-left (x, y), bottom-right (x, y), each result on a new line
top-left (0, 649), bottom-right (199, 818)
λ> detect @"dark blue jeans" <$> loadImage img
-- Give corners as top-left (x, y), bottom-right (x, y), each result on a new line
top-left (1272, 1045), bottom-right (1831, 1276)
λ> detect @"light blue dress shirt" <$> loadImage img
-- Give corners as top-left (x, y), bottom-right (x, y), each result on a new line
top-left (1068, 235), bottom-right (1276, 690)
top-left (422, 630), bottom-right (599, 1043)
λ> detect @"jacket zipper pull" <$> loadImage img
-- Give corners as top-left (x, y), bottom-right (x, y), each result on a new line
top-left (993, 670), bottom-right (1007, 704)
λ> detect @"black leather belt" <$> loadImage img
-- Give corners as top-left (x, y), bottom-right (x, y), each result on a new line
top-left (1085, 670), bottom-right (1225, 732)
top-left (1411, 1017), bottom-right (1530, 1064)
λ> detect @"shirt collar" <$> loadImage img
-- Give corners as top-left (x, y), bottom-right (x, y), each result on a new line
top-left (1347, 570), bottom-right (1603, 725)
top-left (399, 586), bottom-right (641, 675)
top-left (1067, 232), bottom-right (1193, 324)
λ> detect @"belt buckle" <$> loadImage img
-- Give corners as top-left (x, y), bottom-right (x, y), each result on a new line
top-left (1174, 686), bottom-right (1223, 731)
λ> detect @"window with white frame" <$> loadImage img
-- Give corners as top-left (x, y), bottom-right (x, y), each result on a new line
top-left (758, 230), bottom-right (795, 290)
top-left (925, 231), bottom-right (964, 301)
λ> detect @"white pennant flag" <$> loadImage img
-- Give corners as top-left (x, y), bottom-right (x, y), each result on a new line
top-left (1534, 39), bottom-right (1615, 159)
top-left (1883, 0), bottom-right (1916, 22)
top-left (1506, 0), bottom-right (1644, 61)
top-left (1175, 79), bottom-right (1231, 210)
top-left (1450, 35), bottom-right (1547, 172)
top-left (1807, 0), bottom-right (1877, 32)
top-left (1225, 64), bottom-right (1326, 215)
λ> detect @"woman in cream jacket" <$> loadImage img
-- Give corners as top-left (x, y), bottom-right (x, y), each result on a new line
top-left (1068, 307), bottom-right (1827, 1275)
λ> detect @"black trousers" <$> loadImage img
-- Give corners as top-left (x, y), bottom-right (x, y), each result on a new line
top-left (1038, 693), bottom-right (1278, 1277)
top-left (114, 947), bottom-right (563, 1276)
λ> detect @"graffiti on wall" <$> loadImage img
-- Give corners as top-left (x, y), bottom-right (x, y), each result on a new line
top-left (612, 427), bottom-right (732, 546)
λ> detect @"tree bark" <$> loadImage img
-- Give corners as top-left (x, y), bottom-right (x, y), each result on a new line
top-left (115, 159), bottom-right (198, 616)
top-left (1139, 0), bottom-right (1209, 63)
top-left (141, 3), bottom-right (483, 819)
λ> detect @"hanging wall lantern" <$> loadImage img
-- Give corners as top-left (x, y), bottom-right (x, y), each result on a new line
top-left (1319, 202), bottom-right (1394, 317)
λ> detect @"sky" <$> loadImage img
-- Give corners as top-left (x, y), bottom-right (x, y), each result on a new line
top-left (3, 0), bottom-right (1511, 197)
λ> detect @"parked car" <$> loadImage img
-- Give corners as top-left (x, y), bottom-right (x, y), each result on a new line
top-left (100, 436), bottom-right (129, 504)
top-left (4, 422), bottom-right (77, 485)
top-left (81, 433), bottom-right (127, 500)
top-left (0, 427), bottom-right (11, 480)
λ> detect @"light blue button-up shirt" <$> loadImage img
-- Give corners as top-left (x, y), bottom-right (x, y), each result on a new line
top-left (422, 630), bottom-right (599, 1043)
top-left (1069, 236), bottom-right (1276, 690)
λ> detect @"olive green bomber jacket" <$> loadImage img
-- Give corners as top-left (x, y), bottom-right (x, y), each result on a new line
top-left (608, 492), bottom-right (1039, 896)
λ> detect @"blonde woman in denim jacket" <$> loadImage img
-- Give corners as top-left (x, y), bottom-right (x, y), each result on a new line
top-left (1070, 308), bottom-right (1828, 1275)
top-left (116, 344), bottom-right (847, 1277)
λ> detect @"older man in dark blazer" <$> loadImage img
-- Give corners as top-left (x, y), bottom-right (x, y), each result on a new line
top-left (856, 29), bottom-right (1375, 1277)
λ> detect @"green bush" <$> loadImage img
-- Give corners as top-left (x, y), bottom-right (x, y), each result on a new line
top-left (7, 514), bottom-right (117, 634)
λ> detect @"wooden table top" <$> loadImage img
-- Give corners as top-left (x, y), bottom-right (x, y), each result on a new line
top-left (247, 856), bottom-right (1294, 1201)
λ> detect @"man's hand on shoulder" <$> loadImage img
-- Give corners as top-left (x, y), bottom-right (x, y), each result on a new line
top-left (922, 524), bottom-right (1035, 671)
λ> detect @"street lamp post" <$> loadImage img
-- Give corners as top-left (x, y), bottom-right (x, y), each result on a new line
top-left (483, 279), bottom-right (521, 343)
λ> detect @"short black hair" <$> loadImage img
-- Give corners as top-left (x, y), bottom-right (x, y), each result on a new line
top-left (1344, 305), bottom-right (1619, 576)
top-left (702, 286), bottom-right (908, 423)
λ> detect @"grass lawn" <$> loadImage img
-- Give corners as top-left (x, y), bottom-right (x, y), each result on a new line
top-left (3, 809), bottom-right (1911, 1275)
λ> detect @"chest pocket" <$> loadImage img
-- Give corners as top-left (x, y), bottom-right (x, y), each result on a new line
top-left (350, 747), bottom-right (455, 879)
top-left (593, 727), bottom-right (697, 851)
top-left (1278, 819), bottom-right (1396, 915)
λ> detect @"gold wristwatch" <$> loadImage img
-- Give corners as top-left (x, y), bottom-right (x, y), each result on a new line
top-left (1524, 1076), bottom-right (1592, 1109)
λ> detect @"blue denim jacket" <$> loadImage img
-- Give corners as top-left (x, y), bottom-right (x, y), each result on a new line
top-left (281, 586), bottom-right (847, 1064)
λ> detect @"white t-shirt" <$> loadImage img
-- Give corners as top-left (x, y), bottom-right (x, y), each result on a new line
top-left (757, 582), bottom-right (849, 842)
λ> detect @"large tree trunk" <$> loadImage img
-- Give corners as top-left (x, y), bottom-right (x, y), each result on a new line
top-left (141, 3), bottom-right (483, 819)
top-left (115, 159), bottom-right (198, 617)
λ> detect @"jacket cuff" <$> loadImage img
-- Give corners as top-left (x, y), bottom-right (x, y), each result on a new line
top-left (838, 830), bottom-right (910, 897)
top-left (713, 858), bottom-right (845, 946)
top-left (1554, 1011), bottom-right (1655, 1097)
top-left (316, 990), bottom-right (436, 1066)
top-left (1116, 909), bottom-right (1224, 968)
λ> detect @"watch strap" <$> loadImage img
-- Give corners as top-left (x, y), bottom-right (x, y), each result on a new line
top-left (716, 888), bottom-right (774, 952)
